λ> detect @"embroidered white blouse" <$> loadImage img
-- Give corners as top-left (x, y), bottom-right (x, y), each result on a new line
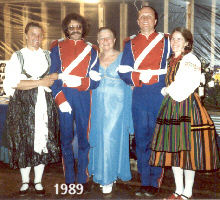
top-left (165, 53), bottom-right (201, 102)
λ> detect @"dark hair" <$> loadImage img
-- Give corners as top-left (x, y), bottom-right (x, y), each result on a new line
top-left (138, 6), bottom-right (158, 26)
top-left (168, 27), bottom-right (193, 62)
top-left (97, 27), bottom-right (116, 39)
top-left (171, 27), bottom-right (193, 52)
top-left (62, 13), bottom-right (88, 38)
top-left (25, 22), bottom-right (43, 34)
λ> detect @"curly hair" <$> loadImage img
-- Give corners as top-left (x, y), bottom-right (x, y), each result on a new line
top-left (62, 13), bottom-right (88, 38)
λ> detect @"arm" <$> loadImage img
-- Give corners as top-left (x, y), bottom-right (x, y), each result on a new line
top-left (14, 75), bottom-right (55, 90)
top-left (3, 53), bottom-right (23, 96)
top-left (166, 54), bottom-right (201, 102)
top-left (118, 41), bottom-right (145, 87)
top-left (50, 46), bottom-right (68, 106)
top-left (78, 47), bottom-right (100, 91)
top-left (118, 41), bottom-right (135, 86)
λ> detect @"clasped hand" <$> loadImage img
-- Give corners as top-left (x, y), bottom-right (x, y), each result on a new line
top-left (58, 74), bottom-right (82, 87)
top-left (41, 75), bottom-right (56, 87)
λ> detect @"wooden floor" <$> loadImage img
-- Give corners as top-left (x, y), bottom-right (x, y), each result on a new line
top-left (0, 160), bottom-right (219, 199)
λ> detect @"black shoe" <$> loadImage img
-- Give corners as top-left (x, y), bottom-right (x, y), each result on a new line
top-left (34, 182), bottom-right (45, 196)
top-left (82, 182), bottom-right (91, 194)
top-left (135, 186), bottom-right (149, 196)
top-left (144, 186), bottom-right (159, 197)
top-left (18, 183), bottom-right (30, 196)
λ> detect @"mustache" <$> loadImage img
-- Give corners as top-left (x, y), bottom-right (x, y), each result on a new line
top-left (70, 31), bottom-right (81, 35)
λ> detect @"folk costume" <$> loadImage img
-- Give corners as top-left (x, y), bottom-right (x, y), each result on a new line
top-left (118, 31), bottom-right (171, 188)
top-left (50, 38), bottom-right (100, 184)
top-left (88, 53), bottom-right (133, 186)
top-left (150, 53), bottom-right (219, 171)
top-left (3, 47), bottom-right (61, 169)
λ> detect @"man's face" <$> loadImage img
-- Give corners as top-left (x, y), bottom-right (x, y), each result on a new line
top-left (67, 20), bottom-right (83, 40)
top-left (137, 7), bottom-right (157, 34)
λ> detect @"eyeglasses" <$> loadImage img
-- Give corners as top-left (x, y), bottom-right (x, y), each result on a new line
top-left (68, 25), bottom-right (82, 31)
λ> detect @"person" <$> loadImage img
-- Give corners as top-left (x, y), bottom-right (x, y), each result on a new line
top-left (149, 27), bottom-right (219, 200)
top-left (49, 13), bottom-right (100, 192)
top-left (117, 6), bottom-right (172, 197)
top-left (3, 22), bottom-right (61, 196)
top-left (88, 27), bottom-right (133, 194)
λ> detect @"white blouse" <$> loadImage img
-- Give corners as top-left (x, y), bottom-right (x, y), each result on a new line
top-left (3, 47), bottom-right (49, 96)
top-left (165, 53), bottom-right (201, 102)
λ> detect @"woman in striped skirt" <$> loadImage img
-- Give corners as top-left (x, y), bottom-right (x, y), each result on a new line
top-left (149, 27), bottom-right (219, 199)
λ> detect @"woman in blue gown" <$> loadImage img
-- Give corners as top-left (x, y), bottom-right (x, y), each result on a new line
top-left (88, 27), bottom-right (133, 194)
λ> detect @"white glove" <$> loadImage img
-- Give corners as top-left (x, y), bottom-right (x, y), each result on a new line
top-left (139, 70), bottom-right (153, 83)
top-left (58, 73), bottom-right (65, 80)
top-left (89, 70), bottom-right (101, 81)
top-left (63, 75), bottom-right (82, 87)
top-left (59, 101), bottom-right (72, 114)
top-left (161, 87), bottom-right (168, 96)
top-left (116, 65), bottom-right (134, 73)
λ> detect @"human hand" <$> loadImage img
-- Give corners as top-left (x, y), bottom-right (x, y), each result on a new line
top-left (89, 70), bottom-right (101, 81)
top-left (64, 75), bottom-right (81, 87)
top-left (40, 75), bottom-right (55, 87)
top-left (59, 101), bottom-right (72, 114)
top-left (48, 73), bottom-right (58, 80)
top-left (139, 70), bottom-right (153, 83)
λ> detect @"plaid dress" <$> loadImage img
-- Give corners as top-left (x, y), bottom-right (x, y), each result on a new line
top-left (150, 55), bottom-right (219, 170)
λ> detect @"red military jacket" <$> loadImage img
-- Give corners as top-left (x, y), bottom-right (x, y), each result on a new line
top-left (123, 31), bottom-right (170, 87)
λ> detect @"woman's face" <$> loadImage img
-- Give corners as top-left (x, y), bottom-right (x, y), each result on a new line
top-left (97, 29), bottom-right (116, 52)
top-left (171, 31), bottom-right (188, 57)
top-left (25, 26), bottom-right (43, 51)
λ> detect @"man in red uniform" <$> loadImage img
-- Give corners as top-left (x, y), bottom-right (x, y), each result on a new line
top-left (50, 13), bottom-right (100, 193)
top-left (118, 6), bottom-right (171, 197)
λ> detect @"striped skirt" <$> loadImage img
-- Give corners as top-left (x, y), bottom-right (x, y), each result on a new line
top-left (150, 93), bottom-right (219, 170)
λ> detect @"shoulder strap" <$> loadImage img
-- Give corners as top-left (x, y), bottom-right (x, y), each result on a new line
top-left (39, 50), bottom-right (51, 79)
top-left (15, 50), bottom-right (51, 79)
top-left (15, 50), bottom-right (32, 78)
top-left (15, 50), bottom-right (24, 71)
top-left (43, 50), bottom-right (51, 67)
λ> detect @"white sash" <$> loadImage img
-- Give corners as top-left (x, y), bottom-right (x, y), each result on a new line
top-left (34, 86), bottom-right (49, 154)
top-left (134, 33), bottom-right (164, 70)
top-left (61, 44), bottom-right (92, 76)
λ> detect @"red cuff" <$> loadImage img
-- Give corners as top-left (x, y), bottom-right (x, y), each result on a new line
top-left (55, 91), bottom-right (67, 106)
top-left (78, 77), bottom-right (90, 91)
top-left (132, 72), bottom-right (142, 87)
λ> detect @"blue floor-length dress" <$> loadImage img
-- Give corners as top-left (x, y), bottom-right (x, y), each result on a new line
top-left (88, 53), bottom-right (133, 186)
